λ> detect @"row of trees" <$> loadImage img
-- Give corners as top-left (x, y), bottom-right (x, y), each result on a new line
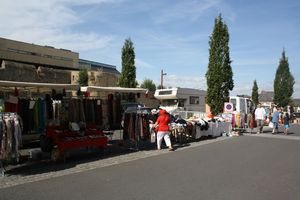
top-left (79, 14), bottom-right (295, 114)
top-left (206, 15), bottom-right (294, 115)
top-left (251, 51), bottom-right (295, 107)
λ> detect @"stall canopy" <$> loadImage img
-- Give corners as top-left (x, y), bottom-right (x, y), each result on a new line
top-left (0, 80), bottom-right (79, 91)
top-left (81, 86), bottom-right (148, 94)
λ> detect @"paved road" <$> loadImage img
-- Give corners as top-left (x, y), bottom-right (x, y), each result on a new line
top-left (1, 127), bottom-right (300, 200)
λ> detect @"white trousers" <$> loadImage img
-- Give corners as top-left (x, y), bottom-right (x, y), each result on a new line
top-left (157, 131), bottom-right (171, 149)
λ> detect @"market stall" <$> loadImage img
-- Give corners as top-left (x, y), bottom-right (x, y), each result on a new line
top-left (81, 86), bottom-right (150, 148)
top-left (0, 81), bottom-right (108, 166)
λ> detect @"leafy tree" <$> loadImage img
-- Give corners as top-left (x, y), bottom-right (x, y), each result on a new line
top-left (251, 80), bottom-right (259, 105)
top-left (118, 38), bottom-right (137, 88)
top-left (140, 79), bottom-right (156, 91)
top-left (205, 14), bottom-right (234, 115)
top-left (273, 50), bottom-right (295, 107)
top-left (78, 68), bottom-right (88, 86)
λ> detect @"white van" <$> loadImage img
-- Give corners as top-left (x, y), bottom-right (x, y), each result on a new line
top-left (154, 88), bottom-right (206, 114)
top-left (229, 96), bottom-right (254, 114)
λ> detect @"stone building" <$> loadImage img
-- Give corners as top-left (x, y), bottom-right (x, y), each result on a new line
top-left (0, 37), bottom-right (120, 90)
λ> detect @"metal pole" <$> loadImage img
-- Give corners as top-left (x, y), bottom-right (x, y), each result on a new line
top-left (160, 69), bottom-right (167, 89)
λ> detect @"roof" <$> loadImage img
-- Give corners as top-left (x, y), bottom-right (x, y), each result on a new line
top-left (292, 98), bottom-right (300, 107)
top-left (259, 91), bottom-right (274, 102)
top-left (81, 86), bottom-right (147, 93)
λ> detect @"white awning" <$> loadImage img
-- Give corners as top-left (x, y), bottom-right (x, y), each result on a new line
top-left (0, 80), bottom-right (79, 91)
top-left (81, 86), bottom-right (147, 94)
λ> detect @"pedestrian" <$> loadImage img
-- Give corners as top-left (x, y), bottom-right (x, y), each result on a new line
top-left (254, 103), bottom-right (266, 134)
top-left (272, 107), bottom-right (281, 134)
top-left (287, 104), bottom-right (294, 123)
top-left (154, 109), bottom-right (174, 151)
top-left (283, 112), bottom-right (290, 135)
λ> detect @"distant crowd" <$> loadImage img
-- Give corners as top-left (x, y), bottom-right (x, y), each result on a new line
top-left (249, 103), bottom-right (295, 135)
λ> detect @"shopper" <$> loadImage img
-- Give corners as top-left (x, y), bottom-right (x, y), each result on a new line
top-left (254, 103), bottom-right (266, 134)
top-left (272, 107), bottom-right (281, 134)
top-left (283, 112), bottom-right (290, 135)
top-left (154, 109), bottom-right (174, 151)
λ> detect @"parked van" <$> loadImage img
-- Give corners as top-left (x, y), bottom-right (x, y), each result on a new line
top-left (229, 96), bottom-right (254, 114)
top-left (154, 88), bottom-right (206, 114)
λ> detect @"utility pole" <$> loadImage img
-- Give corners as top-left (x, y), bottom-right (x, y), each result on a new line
top-left (160, 69), bottom-right (167, 89)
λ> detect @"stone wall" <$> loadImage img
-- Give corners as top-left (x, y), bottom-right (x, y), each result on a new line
top-left (0, 60), bottom-right (71, 83)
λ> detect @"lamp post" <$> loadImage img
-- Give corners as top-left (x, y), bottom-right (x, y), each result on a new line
top-left (160, 69), bottom-right (167, 89)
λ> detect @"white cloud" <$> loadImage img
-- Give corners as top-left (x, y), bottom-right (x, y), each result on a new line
top-left (161, 74), bottom-right (207, 90)
top-left (232, 58), bottom-right (277, 66)
top-left (135, 58), bottom-right (155, 69)
top-left (0, 0), bottom-right (115, 52)
top-left (153, 0), bottom-right (223, 24)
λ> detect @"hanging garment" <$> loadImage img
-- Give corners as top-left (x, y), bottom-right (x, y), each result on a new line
top-left (0, 119), bottom-right (7, 159)
top-left (13, 116), bottom-right (22, 154)
top-left (95, 99), bottom-right (103, 126)
top-left (5, 118), bottom-right (13, 157)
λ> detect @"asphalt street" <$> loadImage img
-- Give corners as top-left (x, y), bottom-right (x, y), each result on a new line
top-left (1, 125), bottom-right (300, 200)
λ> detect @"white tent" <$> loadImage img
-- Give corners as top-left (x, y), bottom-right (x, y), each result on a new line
top-left (0, 80), bottom-right (79, 91)
top-left (81, 86), bottom-right (148, 94)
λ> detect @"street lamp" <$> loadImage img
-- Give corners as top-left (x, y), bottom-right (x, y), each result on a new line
top-left (160, 69), bottom-right (167, 89)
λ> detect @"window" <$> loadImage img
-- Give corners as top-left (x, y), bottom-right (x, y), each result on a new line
top-left (159, 90), bottom-right (172, 95)
top-left (230, 99), bottom-right (237, 111)
top-left (190, 96), bottom-right (199, 105)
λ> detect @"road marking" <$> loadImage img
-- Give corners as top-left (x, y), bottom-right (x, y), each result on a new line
top-left (245, 133), bottom-right (300, 141)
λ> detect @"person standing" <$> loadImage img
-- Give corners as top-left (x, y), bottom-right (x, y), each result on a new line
top-left (254, 103), bottom-right (266, 134)
top-left (283, 112), bottom-right (290, 135)
top-left (272, 107), bottom-right (281, 134)
top-left (154, 109), bottom-right (174, 151)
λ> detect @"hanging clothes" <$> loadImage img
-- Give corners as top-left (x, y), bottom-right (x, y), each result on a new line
top-left (0, 113), bottom-right (23, 161)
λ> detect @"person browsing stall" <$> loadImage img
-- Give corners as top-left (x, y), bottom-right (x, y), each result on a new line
top-left (154, 109), bottom-right (174, 151)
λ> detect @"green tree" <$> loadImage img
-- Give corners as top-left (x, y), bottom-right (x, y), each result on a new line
top-left (251, 80), bottom-right (259, 105)
top-left (273, 50), bottom-right (295, 107)
top-left (78, 68), bottom-right (88, 86)
top-left (205, 14), bottom-right (234, 115)
top-left (140, 79), bottom-right (156, 92)
top-left (118, 38), bottom-right (137, 88)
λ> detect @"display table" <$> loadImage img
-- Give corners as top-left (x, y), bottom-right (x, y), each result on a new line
top-left (195, 122), bottom-right (231, 139)
top-left (43, 125), bottom-right (108, 155)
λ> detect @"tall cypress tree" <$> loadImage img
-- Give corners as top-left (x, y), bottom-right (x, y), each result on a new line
top-left (251, 80), bottom-right (259, 105)
top-left (119, 38), bottom-right (137, 88)
top-left (205, 14), bottom-right (234, 115)
top-left (273, 50), bottom-right (294, 107)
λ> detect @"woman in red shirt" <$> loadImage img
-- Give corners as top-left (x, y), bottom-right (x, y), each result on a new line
top-left (154, 109), bottom-right (174, 151)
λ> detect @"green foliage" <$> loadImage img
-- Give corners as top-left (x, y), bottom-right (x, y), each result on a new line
top-left (140, 79), bottom-right (156, 91)
top-left (118, 38), bottom-right (137, 88)
top-left (205, 14), bottom-right (234, 115)
top-left (273, 50), bottom-right (295, 107)
top-left (78, 68), bottom-right (88, 86)
top-left (251, 80), bottom-right (259, 105)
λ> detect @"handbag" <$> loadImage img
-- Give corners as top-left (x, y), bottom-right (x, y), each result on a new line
top-left (268, 122), bottom-right (274, 128)
top-left (150, 131), bottom-right (156, 143)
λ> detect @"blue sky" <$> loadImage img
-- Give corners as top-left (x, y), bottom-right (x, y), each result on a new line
top-left (1, 0), bottom-right (299, 98)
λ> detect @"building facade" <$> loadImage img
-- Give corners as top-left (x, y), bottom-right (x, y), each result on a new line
top-left (0, 37), bottom-right (120, 87)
